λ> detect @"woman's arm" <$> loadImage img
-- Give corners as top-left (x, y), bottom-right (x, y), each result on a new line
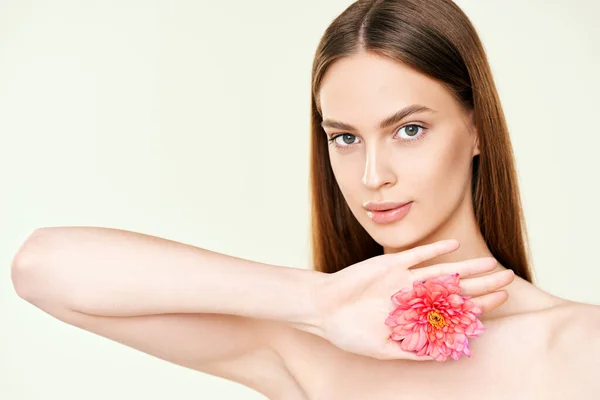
top-left (11, 226), bottom-right (324, 330)
top-left (10, 226), bottom-right (325, 398)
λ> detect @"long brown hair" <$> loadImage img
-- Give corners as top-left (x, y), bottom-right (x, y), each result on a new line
top-left (309, 0), bottom-right (533, 283)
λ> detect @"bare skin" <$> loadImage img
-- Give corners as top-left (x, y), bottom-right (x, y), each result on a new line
top-left (11, 228), bottom-right (600, 400)
top-left (272, 277), bottom-right (600, 400)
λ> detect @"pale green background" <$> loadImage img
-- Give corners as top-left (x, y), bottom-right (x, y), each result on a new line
top-left (1, 0), bottom-right (599, 398)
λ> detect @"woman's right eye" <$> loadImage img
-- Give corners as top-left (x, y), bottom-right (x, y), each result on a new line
top-left (329, 133), bottom-right (360, 149)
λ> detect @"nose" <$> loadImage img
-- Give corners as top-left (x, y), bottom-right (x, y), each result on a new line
top-left (361, 146), bottom-right (396, 190)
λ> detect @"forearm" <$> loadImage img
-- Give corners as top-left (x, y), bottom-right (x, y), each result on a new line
top-left (11, 227), bottom-right (326, 333)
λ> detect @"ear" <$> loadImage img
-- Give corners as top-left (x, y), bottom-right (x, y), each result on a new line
top-left (473, 136), bottom-right (480, 157)
top-left (468, 110), bottom-right (480, 157)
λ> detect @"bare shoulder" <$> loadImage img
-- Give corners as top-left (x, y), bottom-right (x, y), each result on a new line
top-left (545, 301), bottom-right (600, 385)
top-left (547, 301), bottom-right (600, 346)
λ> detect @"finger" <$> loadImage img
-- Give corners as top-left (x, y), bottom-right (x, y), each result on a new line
top-left (411, 257), bottom-right (497, 281)
top-left (460, 269), bottom-right (515, 297)
top-left (396, 239), bottom-right (460, 268)
top-left (471, 290), bottom-right (509, 314)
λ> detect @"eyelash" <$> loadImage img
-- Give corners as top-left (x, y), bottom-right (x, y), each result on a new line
top-left (327, 123), bottom-right (428, 151)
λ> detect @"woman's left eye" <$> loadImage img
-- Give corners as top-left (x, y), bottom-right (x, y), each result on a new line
top-left (397, 124), bottom-right (425, 140)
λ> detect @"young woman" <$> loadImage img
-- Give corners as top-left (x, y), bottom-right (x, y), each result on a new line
top-left (11, 0), bottom-right (600, 399)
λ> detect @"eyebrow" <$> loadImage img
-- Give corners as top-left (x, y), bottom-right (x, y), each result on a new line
top-left (320, 104), bottom-right (435, 131)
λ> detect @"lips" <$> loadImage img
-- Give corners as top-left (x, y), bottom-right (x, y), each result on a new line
top-left (363, 201), bottom-right (413, 224)
top-left (363, 201), bottom-right (411, 212)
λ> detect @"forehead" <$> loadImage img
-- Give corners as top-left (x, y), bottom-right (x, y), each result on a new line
top-left (318, 52), bottom-right (458, 126)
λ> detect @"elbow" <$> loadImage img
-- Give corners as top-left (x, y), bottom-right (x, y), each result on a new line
top-left (11, 227), bottom-right (57, 302)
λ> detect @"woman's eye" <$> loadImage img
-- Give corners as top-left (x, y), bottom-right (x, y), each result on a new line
top-left (333, 133), bottom-right (359, 147)
top-left (397, 124), bottom-right (424, 140)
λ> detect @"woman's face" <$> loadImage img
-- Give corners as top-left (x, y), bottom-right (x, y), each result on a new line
top-left (318, 51), bottom-right (480, 252)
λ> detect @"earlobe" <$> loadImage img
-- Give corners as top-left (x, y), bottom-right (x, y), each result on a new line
top-left (473, 138), bottom-right (480, 156)
top-left (468, 110), bottom-right (481, 157)
top-left (468, 112), bottom-right (480, 156)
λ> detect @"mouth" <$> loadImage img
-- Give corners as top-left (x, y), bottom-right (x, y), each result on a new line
top-left (364, 201), bottom-right (413, 224)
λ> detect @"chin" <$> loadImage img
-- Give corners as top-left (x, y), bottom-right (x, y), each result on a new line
top-left (364, 217), bottom-right (430, 253)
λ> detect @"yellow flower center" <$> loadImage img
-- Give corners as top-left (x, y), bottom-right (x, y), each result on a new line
top-left (427, 311), bottom-right (448, 329)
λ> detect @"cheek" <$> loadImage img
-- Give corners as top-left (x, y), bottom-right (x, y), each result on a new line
top-left (329, 154), bottom-right (364, 200)
top-left (410, 134), bottom-right (474, 202)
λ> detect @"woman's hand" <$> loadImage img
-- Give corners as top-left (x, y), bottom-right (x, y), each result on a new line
top-left (312, 240), bottom-right (514, 361)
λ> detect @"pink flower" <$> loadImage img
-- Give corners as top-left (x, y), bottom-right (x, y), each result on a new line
top-left (385, 273), bottom-right (484, 362)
